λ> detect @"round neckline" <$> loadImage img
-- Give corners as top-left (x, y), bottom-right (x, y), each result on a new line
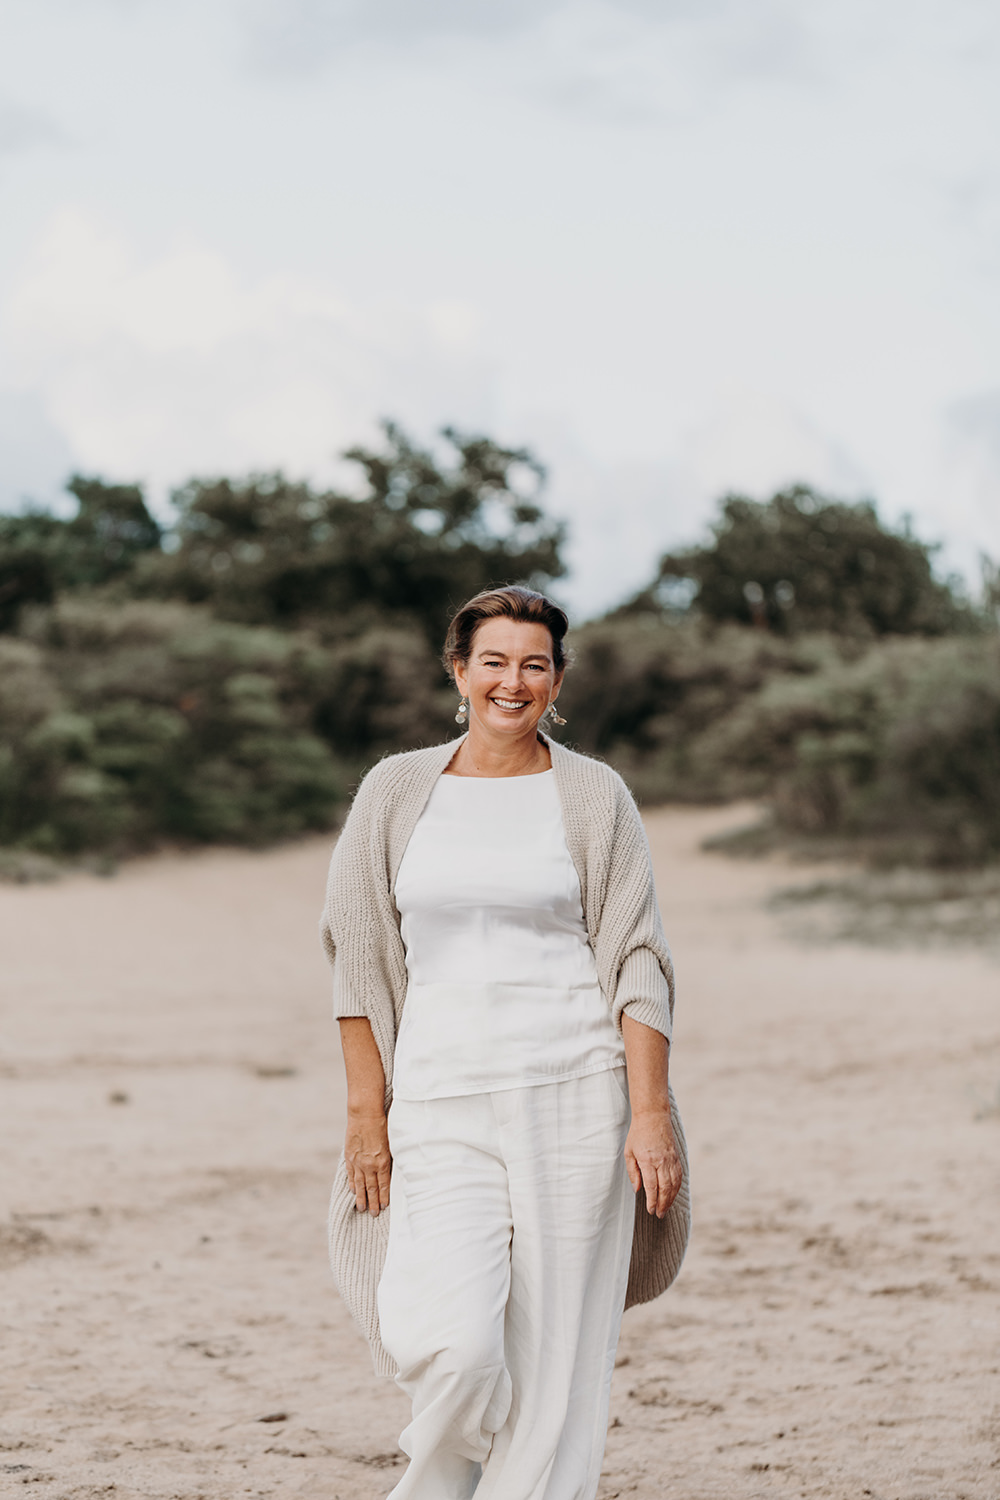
top-left (439, 768), bottom-right (554, 782)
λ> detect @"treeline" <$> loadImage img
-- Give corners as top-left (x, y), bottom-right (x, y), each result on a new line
top-left (1, 425), bottom-right (998, 868)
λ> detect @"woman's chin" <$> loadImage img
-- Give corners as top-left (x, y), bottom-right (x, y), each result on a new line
top-left (478, 707), bottom-right (540, 735)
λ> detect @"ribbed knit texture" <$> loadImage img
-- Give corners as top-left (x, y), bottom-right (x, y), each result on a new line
top-left (321, 734), bottom-right (691, 1377)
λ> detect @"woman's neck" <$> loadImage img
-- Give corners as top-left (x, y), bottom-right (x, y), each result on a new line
top-left (445, 728), bottom-right (552, 778)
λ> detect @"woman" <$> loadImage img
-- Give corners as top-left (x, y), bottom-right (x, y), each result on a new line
top-left (321, 585), bottom-right (689, 1500)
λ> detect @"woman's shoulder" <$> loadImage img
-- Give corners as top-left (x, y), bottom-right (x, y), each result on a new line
top-left (548, 739), bottom-right (634, 803)
top-left (354, 739), bottom-right (460, 801)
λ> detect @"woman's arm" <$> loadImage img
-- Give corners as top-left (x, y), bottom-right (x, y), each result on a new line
top-left (621, 1015), bottom-right (683, 1218)
top-left (339, 1017), bottom-right (392, 1217)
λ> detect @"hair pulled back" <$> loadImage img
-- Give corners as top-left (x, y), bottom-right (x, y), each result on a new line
top-left (443, 585), bottom-right (570, 680)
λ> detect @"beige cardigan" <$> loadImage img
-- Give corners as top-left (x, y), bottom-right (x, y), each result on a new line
top-left (321, 734), bottom-right (691, 1377)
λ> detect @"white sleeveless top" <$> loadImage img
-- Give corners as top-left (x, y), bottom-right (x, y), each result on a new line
top-left (391, 769), bottom-right (625, 1101)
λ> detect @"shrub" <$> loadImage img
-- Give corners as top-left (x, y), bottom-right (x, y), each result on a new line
top-left (4, 600), bottom-right (345, 853)
top-left (311, 626), bottom-right (456, 758)
top-left (557, 614), bottom-right (839, 800)
top-left (702, 637), bottom-right (1000, 863)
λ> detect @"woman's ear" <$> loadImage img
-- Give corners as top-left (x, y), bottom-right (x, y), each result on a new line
top-left (453, 659), bottom-right (469, 699)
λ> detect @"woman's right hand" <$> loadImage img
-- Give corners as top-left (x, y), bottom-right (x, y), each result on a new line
top-left (344, 1108), bottom-right (392, 1216)
top-left (338, 1018), bottom-right (391, 1216)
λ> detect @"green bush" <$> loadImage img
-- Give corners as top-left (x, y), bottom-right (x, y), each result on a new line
top-left (311, 626), bottom-right (456, 758)
top-left (558, 614), bottom-right (841, 801)
top-left (3, 600), bottom-right (346, 854)
top-left (696, 637), bottom-right (1000, 863)
top-left (559, 615), bottom-right (1000, 864)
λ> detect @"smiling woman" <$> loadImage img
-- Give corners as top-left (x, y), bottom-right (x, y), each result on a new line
top-left (445, 585), bottom-right (569, 774)
top-left (321, 584), bottom-right (690, 1500)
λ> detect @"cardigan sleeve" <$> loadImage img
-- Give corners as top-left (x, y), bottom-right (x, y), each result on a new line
top-left (320, 764), bottom-right (384, 1021)
top-left (604, 778), bottom-right (674, 1043)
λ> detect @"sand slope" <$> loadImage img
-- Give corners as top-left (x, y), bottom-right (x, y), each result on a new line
top-left (1, 807), bottom-right (998, 1500)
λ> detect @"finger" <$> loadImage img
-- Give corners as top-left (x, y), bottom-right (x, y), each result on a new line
top-left (624, 1149), bottom-right (641, 1196)
top-left (645, 1160), bottom-right (670, 1217)
top-left (363, 1168), bottom-right (382, 1215)
top-left (655, 1161), bottom-right (671, 1217)
top-left (377, 1160), bottom-right (392, 1210)
top-left (346, 1159), bottom-right (367, 1213)
top-left (657, 1159), bottom-right (683, 1217)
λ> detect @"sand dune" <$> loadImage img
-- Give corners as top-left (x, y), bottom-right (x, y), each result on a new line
top-left (2, 807), bottom-right (998, 1499)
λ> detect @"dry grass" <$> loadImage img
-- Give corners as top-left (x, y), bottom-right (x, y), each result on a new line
top-left (769, 865), bottom-right (1000, 948)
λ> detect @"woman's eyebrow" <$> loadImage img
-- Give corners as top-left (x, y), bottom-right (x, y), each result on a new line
top-left (477, 650), bottom-right (551, 662)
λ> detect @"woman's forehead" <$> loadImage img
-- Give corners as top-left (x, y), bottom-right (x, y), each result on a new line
top-left (472, 618), bottom-right (554, 657)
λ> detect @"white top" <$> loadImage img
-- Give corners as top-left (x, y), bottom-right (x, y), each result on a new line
top-left (392, 769), bottom-right (626, 1100)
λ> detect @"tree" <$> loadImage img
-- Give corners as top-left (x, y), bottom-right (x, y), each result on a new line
top-left (64, 475), bottom-right (163, 581)
top-left (142, 423), bottom-right (565, 644)
top-left (0, 476), bottom-right (161, 631)
top-left (623, 486), bottom-right (969, 637)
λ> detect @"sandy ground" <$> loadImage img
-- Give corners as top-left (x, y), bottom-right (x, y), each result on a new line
top-left (1, 805), bottom-right (999, 1500)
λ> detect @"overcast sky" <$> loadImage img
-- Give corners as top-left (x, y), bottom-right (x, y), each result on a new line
top-left (1, 0), bottom-right (997, 616)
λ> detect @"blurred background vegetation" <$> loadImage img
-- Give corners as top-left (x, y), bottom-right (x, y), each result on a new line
top-left (1, 421), bottom-right (998, 871)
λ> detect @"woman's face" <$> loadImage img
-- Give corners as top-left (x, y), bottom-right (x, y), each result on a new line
top-left (454, 617), bottom-right (563, 741)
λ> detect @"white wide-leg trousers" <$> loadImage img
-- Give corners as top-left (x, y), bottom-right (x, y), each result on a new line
top-left (377, 1068), bottom-right (634, 1500)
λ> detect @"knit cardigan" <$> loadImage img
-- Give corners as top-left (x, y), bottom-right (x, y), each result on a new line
top-left (320, 734), bottom-right (691, 1377)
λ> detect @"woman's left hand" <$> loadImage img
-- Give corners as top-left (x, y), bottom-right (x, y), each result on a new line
top-left (621, 1016), bottom-right (683, 1218)
top-left (624, 1110), bottom-right (683, 1218)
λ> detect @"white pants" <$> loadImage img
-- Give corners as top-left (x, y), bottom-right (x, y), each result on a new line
top-left (377, 1068), bottom-right (634, 1500)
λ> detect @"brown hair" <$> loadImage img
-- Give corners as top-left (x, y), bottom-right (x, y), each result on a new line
top-left (443, 585), bottom-right (570, 680)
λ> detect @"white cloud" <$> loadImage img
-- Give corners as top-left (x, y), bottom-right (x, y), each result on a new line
top-left (2, 206), bottom-right (993, 615)
top-left (2, 210), bottom-right (496, 505)
top-left (668, 390), bottom-right (871, 508)
top-left (542, 390), bottom-right (872, 618)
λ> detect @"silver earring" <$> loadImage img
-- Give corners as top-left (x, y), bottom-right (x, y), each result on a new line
top-left (455, 697), bottom-right (469, 725)
top-left (546, 703), bottom-right (566, 726)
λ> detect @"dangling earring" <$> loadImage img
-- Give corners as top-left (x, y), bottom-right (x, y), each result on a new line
top-left (455, 697), bottom-right (469, 725)
top-left (546, 702), bottom-right (567, 726)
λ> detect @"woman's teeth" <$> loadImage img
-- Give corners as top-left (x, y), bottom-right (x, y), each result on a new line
top-left (492, 698), bottom-right (527, 711)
